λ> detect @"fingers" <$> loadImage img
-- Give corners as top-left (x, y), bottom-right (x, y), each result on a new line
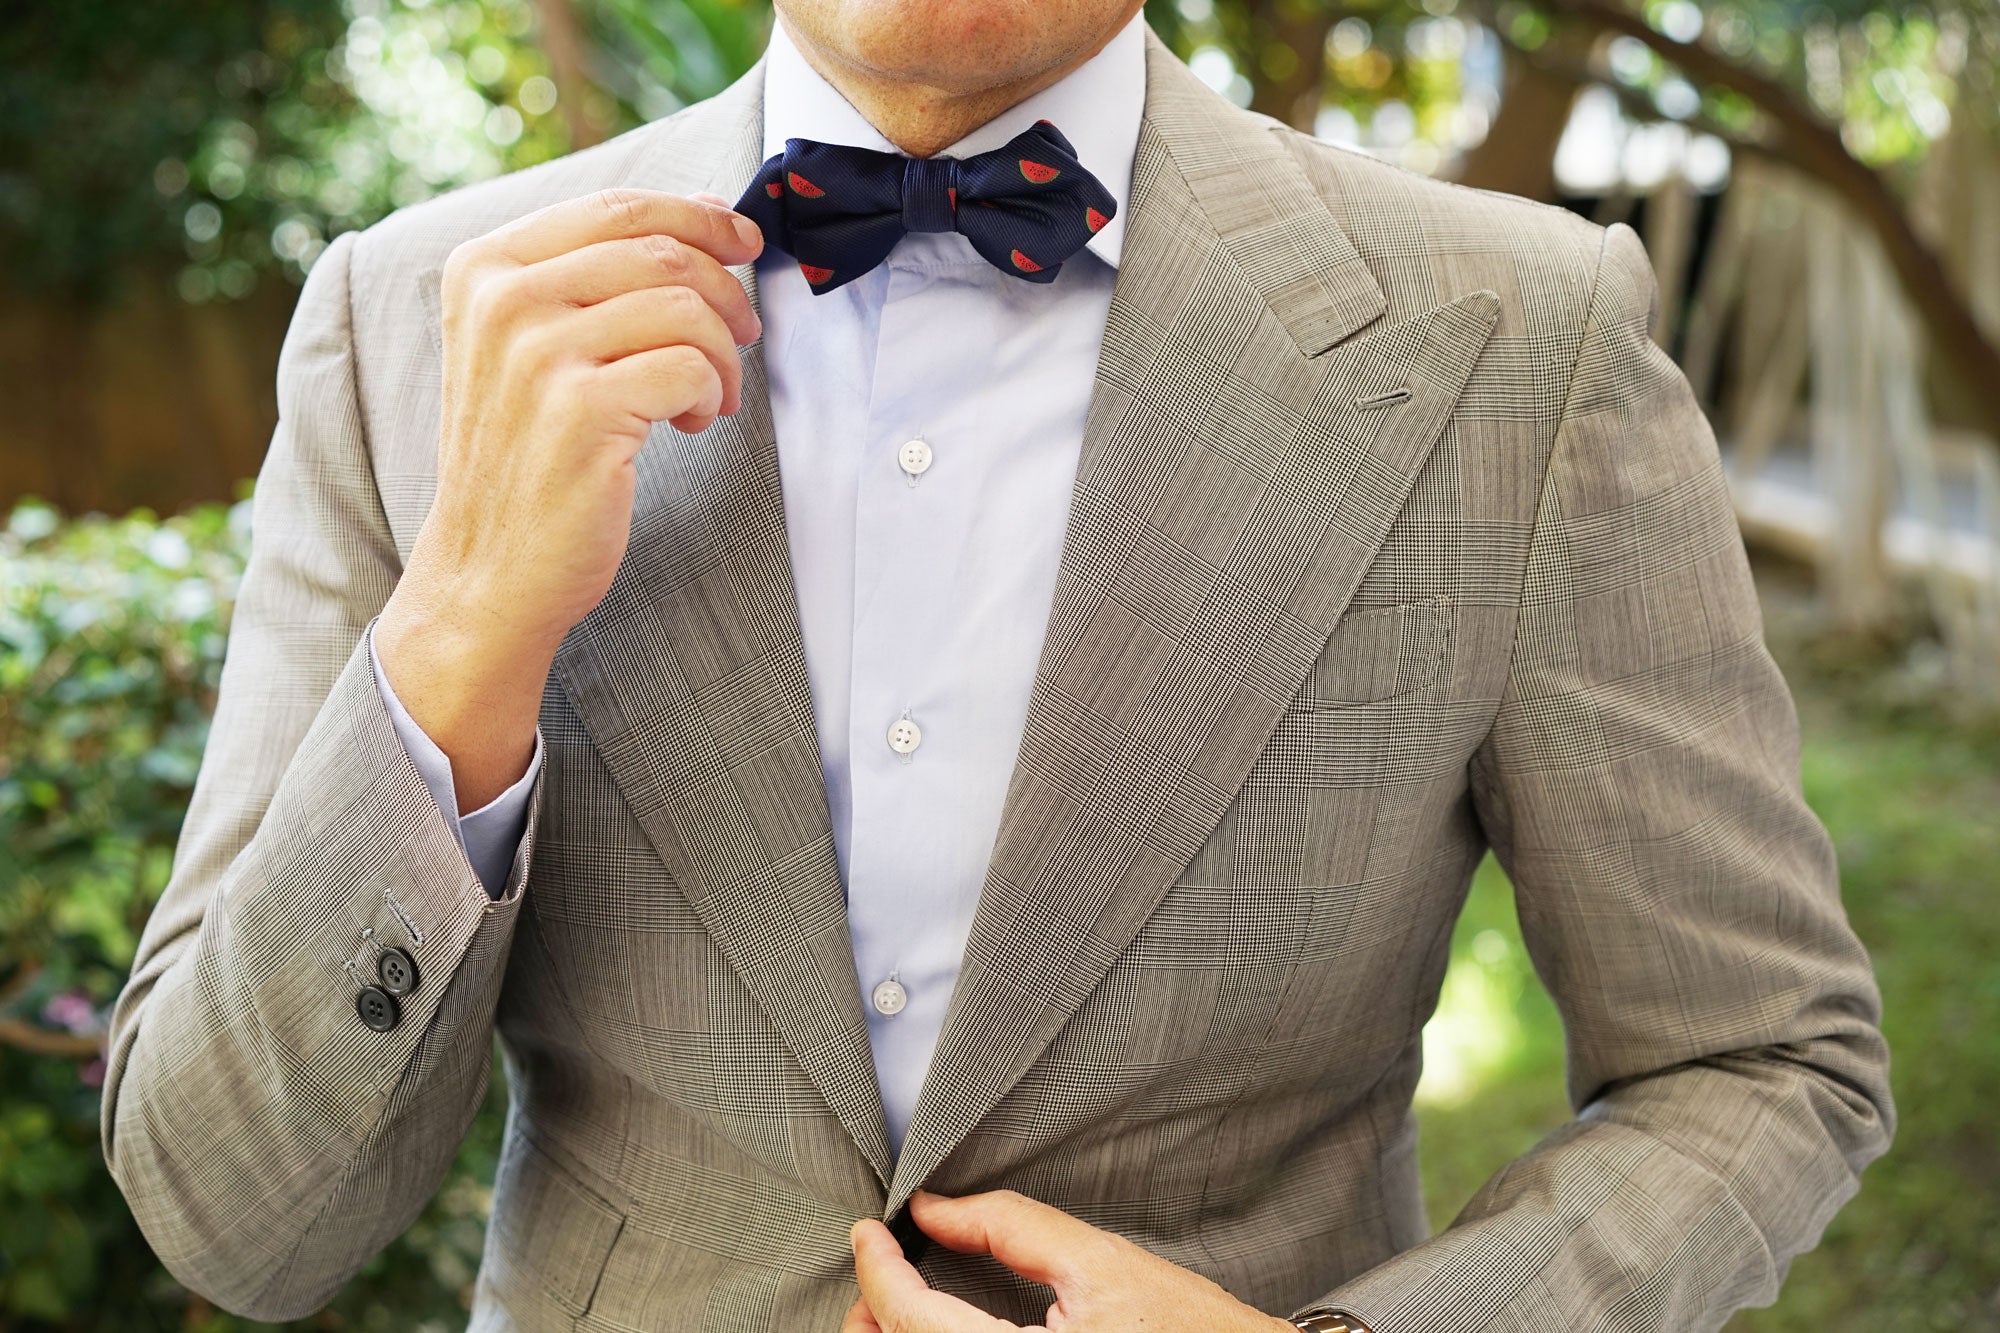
top-left (480, 187), bottom-right (763, 268)
top-left (566, 284), bottom-right (743, 414)
top-left (851, 1218), bottom-right (1016, 1333)
top-left (523, 233), bottom-right (761, 346)
top-left (850, 1220), bottom-right (937, 1322)
top-left (907, 1190), bottom-right (1103, 1292)
top-left (594, 344), bottom-right (725, 435)
top-left (842, 1293), bottom-right (885, 1333)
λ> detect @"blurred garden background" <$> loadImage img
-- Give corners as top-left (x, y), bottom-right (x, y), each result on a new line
top-left (2, 0), bottom-right (1997, 1327)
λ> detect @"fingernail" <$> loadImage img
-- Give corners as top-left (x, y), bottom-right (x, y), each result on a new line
top-left (733, 215), bottom-right (762, 248)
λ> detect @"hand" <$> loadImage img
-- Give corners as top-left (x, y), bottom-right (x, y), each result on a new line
top-left (376, 186), bottom-right (762, 809)
top-left (843, 1189), bottom-right (1297, 1333)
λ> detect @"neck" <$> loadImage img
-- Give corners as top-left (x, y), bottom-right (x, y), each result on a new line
top-left (775, 8), bottom-right (1141, 158)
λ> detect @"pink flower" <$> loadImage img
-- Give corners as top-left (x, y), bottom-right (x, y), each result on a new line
top-left (42, 990), bottom-right (99, 1036)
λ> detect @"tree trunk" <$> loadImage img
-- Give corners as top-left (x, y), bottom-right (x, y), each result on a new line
top-left (532, 0), bottom-right (604, 149)
top-left (1245, 0), bottom-right (1339, 131)
top-left (1545, 0), bottom-right (2000, 450)
top-left (1454, 40), bottom-right (1587, 201)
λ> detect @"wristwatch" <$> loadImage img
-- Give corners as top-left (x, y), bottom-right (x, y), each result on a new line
top-left (1290, 1314), bottom-right (1375, 1333)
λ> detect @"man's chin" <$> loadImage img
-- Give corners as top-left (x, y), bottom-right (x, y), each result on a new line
top-left (775, 0), bottom-right (1104, 98)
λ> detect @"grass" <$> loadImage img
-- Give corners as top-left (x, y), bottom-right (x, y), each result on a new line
top-left (1412, 600), bottom-right (2000, 1328)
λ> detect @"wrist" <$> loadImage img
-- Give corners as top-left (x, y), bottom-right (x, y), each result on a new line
top-left (376, 575), bottom-right (554, 812)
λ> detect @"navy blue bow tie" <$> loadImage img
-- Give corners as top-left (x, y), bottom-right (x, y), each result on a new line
top-left (732, 119), bottom-right (1117, 294)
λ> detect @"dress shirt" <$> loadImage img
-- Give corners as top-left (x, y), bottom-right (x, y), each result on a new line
top-left (367, 9), bottom-right (1144, 1156)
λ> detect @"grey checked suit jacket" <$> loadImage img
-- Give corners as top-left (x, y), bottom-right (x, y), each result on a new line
top-left (104, 27), bottom-right (1893, 1332)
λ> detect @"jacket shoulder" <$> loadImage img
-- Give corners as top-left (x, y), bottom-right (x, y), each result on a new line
top-left (1273, 124), bottom-right (1608, 321)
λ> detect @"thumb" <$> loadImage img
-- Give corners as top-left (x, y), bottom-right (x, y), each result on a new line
top-left (851, 1217), bottom-right (1016, 1333)
top-left (908, 1189), bottom-right (1103, 1291)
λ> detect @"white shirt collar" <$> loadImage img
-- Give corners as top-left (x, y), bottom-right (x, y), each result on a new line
top-left (759, 11), bottom-right (1144, 268)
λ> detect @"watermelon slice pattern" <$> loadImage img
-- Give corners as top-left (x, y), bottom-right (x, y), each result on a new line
top-left (730, 119), bottom-right (1116, 294)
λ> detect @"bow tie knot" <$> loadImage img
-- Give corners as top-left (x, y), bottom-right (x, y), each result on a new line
top-left (733, 120), bottom-right (1117, 294)
top-left (899, 155), bottom-right (960, 234)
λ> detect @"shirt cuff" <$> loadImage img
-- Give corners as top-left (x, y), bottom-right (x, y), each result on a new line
top-left (366, 618), bottom-right (542, 899)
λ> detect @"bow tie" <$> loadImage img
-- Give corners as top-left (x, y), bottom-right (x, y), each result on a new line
top-left (731, 120), bottom-right (1117, 294)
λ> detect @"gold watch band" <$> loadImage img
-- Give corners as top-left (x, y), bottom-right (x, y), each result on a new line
top-left (1291, 1313), bottom-right (1374, 1333)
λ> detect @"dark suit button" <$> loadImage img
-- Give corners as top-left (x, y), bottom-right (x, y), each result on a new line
top-left (356, 984), bottom-right (400, 1032)
top-left (887, 1205), bottom-right (931, 1265)
top-left (376, 946), bottom-right (419, 996)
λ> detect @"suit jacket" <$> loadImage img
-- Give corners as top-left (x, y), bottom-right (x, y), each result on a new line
top-left (103, 26), bottom-right (1893, 1332)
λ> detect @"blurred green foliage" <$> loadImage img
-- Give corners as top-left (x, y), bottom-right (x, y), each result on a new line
top-left (584, 0), bottom-right (773, 115)
top-left (2, 0), bottom-right (577, 306)
top-left (0, 0), bottom-right (775, 310)
top-left (10, 0), bottom-right (1989, 311)
top-left (1149, 0), bottom-right (1992, 177)
top-left (0, 498), bottom-right (508, 1330)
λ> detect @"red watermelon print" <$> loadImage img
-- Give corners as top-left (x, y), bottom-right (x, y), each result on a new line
top-left (948, 186), bottom-right (958, 210)
top-left (1010, 249), bottom-right (1044, 273)
top-left (765, 181), bottom-right (783, 198)
top-left (799, 262), bottom-right (835, 284)
top-left (1086, 206), bottom-right (1109, 233)
top-left (1019, 159), bottom-right (1060, 184)
top-left (787, 172), bottom-right (825, 198)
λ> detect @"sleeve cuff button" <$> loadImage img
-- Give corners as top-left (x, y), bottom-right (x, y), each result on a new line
top-left (376, 946), bottom-right (420, 995)
top-left (356, 984), bottom-right (401, 1032)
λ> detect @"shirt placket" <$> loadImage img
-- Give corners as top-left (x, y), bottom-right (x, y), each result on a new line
top-left (842, 246), bottom-right (991, 1148)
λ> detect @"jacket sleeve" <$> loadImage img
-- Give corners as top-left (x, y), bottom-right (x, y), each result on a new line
top-left (1293, 222), bottom-right (1894, 1331)
top-left (100, 226), bottom-right (549, 1322)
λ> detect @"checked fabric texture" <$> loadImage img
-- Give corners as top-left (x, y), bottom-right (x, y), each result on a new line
top-left (103, 24), bottom-right (1891, 1333)
top-left (732, 120), bottom-right (1118, 293)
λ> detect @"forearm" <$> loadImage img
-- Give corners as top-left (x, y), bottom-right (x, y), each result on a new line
top-left (1300, 1032), bottom-right (1887, 1330)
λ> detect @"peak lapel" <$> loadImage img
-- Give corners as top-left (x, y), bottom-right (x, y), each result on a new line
top-left (885, 32), bottom-right (1499, 1209)
top-left (418, 62), bottom-right (895, 1184)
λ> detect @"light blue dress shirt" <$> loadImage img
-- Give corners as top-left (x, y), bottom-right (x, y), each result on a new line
top-left (367, 10), bottom-right (1144, 1156)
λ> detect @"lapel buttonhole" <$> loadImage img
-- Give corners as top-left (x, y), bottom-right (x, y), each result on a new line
top-left (1355, 385), bottom-right (1413, 410)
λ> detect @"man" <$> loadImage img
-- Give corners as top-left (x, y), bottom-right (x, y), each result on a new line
top-left (102, 0), bottom-right (1894, 1327)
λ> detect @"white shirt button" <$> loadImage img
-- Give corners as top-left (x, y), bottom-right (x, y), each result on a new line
top-left (898, 438), bottom-right (933, 478)
top-left (886, 717), bottom-right (922, 755)
top-left (872, 978), bottom-right (908, 1016)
